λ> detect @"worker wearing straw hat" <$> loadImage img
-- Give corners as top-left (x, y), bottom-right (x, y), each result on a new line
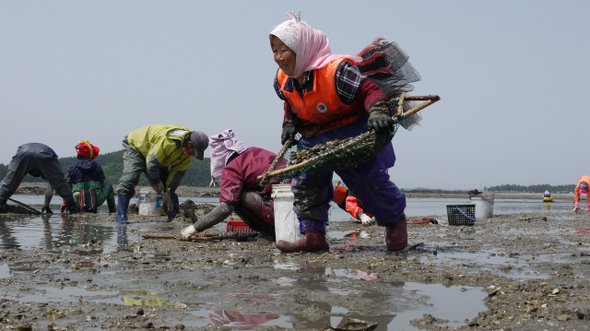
top-left (269, 12), bottom-right (408, 252)
top-left (573, 175), bottom-right (590, 212)
top-left (0, 143), bottom-right (78, 214)
top-left (179, 129), bottom-right (285, 240)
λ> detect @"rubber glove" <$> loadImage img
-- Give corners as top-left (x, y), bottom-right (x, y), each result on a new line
top-left (152, 181), bottom-right (165, 195)
top-left (585, 203), bottom-right (590, 211)
top-left (574, 201), bottom-right (579, 211)
top-left (42, 205), bottom-right (53, 214)
top-left (281, 123), bottom-right (296, 145)
top-left (358, 212), bottom-right (376, 226)
top-left (367, 111), bottom-right (394, 135)
top-left (179, 224), bottom-right (196, 240)
top-left (162, 193), bottom-right (174, 214)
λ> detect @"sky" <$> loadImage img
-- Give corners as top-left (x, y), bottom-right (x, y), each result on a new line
top-left (1, 1), bottom-right (589, 190)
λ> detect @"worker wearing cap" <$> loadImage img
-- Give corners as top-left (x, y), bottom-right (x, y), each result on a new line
top-left (0, 143), bottom-right (78, 214)
top-left (115, 125), bottom-right (209, 224)
top-left (574, 175), bottom-right (590, 211)
top-left (63, 140), bottom-right (116, 213)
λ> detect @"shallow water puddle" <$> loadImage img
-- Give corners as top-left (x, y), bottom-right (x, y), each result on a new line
top-left (0, 263), bottom-right (11, 278)
top-left (416, 245), bottom-right (553, 278)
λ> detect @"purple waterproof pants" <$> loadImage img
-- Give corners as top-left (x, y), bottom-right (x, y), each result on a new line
top-left (292, 116), bottom-right (406, 233)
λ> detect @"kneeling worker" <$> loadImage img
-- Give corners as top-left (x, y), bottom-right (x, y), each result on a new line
top-left (63, 140), bottom-right (116, 213)
top-left (180, 129), bottom-right (284, 240)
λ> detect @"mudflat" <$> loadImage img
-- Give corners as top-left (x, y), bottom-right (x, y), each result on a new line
top-left (0, 185), bottom-right (588, 330)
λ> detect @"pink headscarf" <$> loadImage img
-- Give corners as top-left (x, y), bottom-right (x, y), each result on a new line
top-left (270, 12), bottom-right (361, 78)
top-left (209, 130), bottom-right (249, 184)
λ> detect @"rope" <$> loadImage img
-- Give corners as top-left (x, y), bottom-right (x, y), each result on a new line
top-left (457, 207), bottom-right (476, 222)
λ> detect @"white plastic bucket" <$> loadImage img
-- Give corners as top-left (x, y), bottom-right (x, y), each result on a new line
top-left (272, 184), bottom-right (301, 243)
top-left (470, 193), bottom-right (494, 221)
top-left (138, 188), bottom-right (162, 216)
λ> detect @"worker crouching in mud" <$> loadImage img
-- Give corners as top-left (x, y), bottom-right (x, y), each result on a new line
top-left (573, 175), bottom-right (590, 212)
top-left (180, 129), bottom-right (286, 241)
top-left (115, 124), bottom-right (209, 224)
top-left (0, 143), bottom-right (78, 214)
top-left (269, 13), bottom-right (407, 253)
top-left (61, 140), bottom-right (116, 213)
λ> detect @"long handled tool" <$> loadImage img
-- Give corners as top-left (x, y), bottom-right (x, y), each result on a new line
top-left (258, 140), bottom-right (291, 185)
top-left (257, 95), bottom-right (440, 182)
top-left (8, 197), bottom-right (42, 214)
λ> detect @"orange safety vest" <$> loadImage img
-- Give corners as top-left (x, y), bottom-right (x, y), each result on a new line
top-left (277, 58), bottom-right (365, 125)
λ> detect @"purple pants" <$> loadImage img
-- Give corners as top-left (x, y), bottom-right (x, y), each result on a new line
top-left (292, 116), bottom-right (406, 233)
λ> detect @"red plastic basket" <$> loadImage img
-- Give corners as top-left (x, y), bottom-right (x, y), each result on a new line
top-left (226, 220), bottom-right (260, 235)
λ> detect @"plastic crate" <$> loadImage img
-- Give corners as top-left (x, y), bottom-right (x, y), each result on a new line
top-left (225, 220), bottom-right (260, 235)
top-left (446, 204), bottom-right (476, 226)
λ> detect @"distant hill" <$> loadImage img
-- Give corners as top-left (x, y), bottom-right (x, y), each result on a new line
top-left (0, 150), bottom-right (212, 187)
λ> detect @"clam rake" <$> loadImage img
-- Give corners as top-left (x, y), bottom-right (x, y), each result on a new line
top-left (258, 94), bottom-right (440, 184)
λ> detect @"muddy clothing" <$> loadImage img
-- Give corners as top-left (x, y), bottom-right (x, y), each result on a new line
top-left (0, 143), bottom-right (75, 208)
top-left (196, 147), bottom-right (282, 236)
top-left (66, 156), bottom-right (115, 211)
top-left (274, 61), bottom-right (405, 233)
top-left (292, 117), bottom-right (405, 232)
top-left (117, 125), bottom-right (193, 197)
top-left (574, 175), bottom-right (590, 203)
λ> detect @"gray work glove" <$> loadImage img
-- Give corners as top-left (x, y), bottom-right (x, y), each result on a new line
top-left (178, 202), bottom-right (234, 240)
top-left (152, 181), bottom-right (165, 195)
top-left (281, 123), bottom-right (296, 145)
top-left (367, 103), bottom-right (394, 135)
top-left (42, 205), bottom-right (53, 214)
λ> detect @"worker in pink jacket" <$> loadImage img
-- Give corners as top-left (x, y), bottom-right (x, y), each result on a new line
top-left (574, 175), bottom-right (590, 211)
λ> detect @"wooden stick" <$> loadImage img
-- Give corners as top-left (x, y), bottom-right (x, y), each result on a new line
top-left (260, 95), bottom-right (440, 180)
top-left (402, 95), bottom-right (440, 101)
top-left (258, 140), bottom-right (291, 184)
top-left (396, 92), bottom-right (406, 117)
top-left (8, 197), bottom-right (42, 214)
top-left (142, 233), bottom-right (178, 239)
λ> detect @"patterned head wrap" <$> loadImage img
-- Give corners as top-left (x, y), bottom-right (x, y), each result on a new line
top-left (75, 140), bottom-right (100, 160)
top-left (269, 11), bottom-right (361, 78)
top-left (209, 130), bottom-right (249, 184)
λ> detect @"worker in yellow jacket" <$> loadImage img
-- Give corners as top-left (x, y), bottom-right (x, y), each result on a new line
top-left (115, 124), bottom-right (209, 224)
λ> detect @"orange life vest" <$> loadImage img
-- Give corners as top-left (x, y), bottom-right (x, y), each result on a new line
top-left (277, 58), bottom-right (364, 125)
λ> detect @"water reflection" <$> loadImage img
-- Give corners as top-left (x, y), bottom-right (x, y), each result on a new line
top-left (0, 214), bottom-right (115, 251)
top-left (207, 310), bottom-right (280, 328)
top-left (117, 225), bottom-right (130, 251)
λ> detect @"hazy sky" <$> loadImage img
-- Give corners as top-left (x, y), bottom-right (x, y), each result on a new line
top-left (1, 1), bottom-right (588, 190)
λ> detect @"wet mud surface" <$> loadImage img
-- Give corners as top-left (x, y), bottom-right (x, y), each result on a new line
top-left (1, 191), bottom-right (590, 330)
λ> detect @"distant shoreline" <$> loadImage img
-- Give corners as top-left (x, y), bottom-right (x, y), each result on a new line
top-left (14, 183), bottom-right (574, 202)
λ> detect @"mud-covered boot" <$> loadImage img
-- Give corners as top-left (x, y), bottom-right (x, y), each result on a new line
top-left (276, 230), bottom-right (329, 253)
top-left (115, 194), bottom-right (131, 224)
top-left (107, 197), bottom-right (116, 213)
top-left (386, 214), bottom-right (407, 251)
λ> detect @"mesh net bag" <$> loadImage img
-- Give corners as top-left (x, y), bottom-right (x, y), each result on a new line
top-left (260, 38), bottom-right (428, 182)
